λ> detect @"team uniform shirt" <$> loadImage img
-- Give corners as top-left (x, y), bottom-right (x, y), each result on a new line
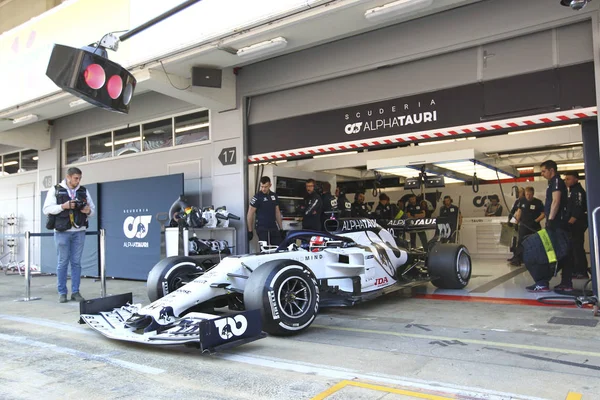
top-left (567, 182), bottom-right (587, 229)
top-left (374, 202), bottom-right (394, 220)
top-left (337, 195), bottom-right (352, 218)
top-left (405, 203), bottom-right (424, 219)
top-left (249, 190), bottom-right (279, 229)
top-left (545, 175), bottom-right (568, 224)
top-left (439, 205), bottom-right (460, 228)
top-left (302, 192), bottom-right (322, 230)
top-left (351, 201), bottom-right (370, 218)
top-left (517, 197), bottom-right (544, 230)
top-left (321, 192), bottom-right (338, 219)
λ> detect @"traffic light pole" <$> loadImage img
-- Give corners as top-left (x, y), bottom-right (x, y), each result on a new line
top-left (119, 0), bottom-right (204, 43)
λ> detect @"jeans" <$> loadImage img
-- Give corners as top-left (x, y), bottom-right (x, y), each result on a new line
top-left (54, 230), bottom-right (86, 295)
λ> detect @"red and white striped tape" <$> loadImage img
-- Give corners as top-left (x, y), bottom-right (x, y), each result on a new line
top-left (248, 106), bottom-right (597, 163)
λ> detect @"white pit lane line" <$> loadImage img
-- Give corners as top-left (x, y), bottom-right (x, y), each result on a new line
top-left (0, 314), bottom-right (546, 399)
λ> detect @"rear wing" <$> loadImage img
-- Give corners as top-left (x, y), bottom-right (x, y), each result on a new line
top-left (381, 216), bottom-right (455, 240)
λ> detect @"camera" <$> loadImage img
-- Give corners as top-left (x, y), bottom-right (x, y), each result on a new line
top-left (72, 198), bottom-right (87, 210)
top-left (560, 0), bottom-right (591, 11)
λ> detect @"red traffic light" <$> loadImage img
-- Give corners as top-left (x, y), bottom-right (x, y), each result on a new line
top-left (83, 64), bottom-right (106, 89)
top-left (107, 75), bottom-right (123, 99)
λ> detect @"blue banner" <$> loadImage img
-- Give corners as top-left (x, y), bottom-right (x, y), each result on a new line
top-left (40, 183), bottom-right (99, 276)
top-left (100, 174), bottom-right (183, 280)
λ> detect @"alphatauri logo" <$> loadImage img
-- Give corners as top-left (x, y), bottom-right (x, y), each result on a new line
top-left (123, 215), bottom-right (152, 239)
top-left (214, 315), bottom-right (248, 340)
top-left (345, 122), bottom-right (363, 135)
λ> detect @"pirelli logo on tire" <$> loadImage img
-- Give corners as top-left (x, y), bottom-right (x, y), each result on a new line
top-left (268, 290), bottom-right (280, 320)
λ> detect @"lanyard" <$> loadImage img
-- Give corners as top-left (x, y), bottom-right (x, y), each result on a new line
top-left (67, 187), bottom-right (77, 200)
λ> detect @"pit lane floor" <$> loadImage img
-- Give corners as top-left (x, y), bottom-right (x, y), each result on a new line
top-left (0, 267), bottom-right (597, 400)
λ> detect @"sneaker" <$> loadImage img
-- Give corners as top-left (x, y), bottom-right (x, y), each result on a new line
top-left (59, 294), bottom-right (68, 303)
top-left (71, 292), bottom-right (85, 302)
top-left (526, 284), bottom-right (550, 292)
top-left (554, 284), bottom-right (574, 292)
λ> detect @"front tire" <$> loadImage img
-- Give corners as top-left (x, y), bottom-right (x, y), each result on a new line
top-left (244, 260), bottom-right (319, 336)
top-left (147, 256), bottom-right (204, 302)
top-left (427, 244), bottom-right (471, 289)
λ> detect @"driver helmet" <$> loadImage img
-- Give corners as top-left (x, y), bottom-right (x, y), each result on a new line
top-left (309, 236), bottom-right (329, 252)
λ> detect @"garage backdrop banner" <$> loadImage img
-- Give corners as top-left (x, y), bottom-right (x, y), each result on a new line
top-left (100, 174), bottom-right (183, 280)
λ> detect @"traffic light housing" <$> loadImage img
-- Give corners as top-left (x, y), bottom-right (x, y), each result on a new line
top-left (46, 44), bottom-right (136, 114)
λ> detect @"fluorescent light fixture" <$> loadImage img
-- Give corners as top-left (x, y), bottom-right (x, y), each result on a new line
top-left (507, 124), bottom-right (579, 135)
top-left (365, 0), bottom-right (433, 23)
top-left (517, 167), bottom-right (533, 171)
top-left (69, 99), bottom-right (87, 108)
top-left (32, 156), bottom-right (39, 161)
top-left (12, 114), bottom-right (38, 124)
top-left (1, 161), bottom-right (18, 167)
top-left (434, 160), bottom-right (516, 180)
top-left (313, 151), bottom-right (358, 159)
top-left (377, 166), bottom-right (420, 177)
top-left (175, 122), bottom-right (209, 133)
top-left (236, 37), bottom-right (288, 58)
top-left (104, 136), bottom-right (142, 147)
top-left (558, 162), bottom-right (585, 170)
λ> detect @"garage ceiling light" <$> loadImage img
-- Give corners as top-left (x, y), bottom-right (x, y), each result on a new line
top-left (236, 37), bottom-right (288, 58)
top-left (104, 136), bottom-right (142, 147)
top-left (12, 114), bottom-right (38, 124)
top-left (175, 122), bottom-right (209, 133)
top-left (377, 166), bottom-right (420, 178)
top-left (364, 0), bottom-right (433, 23)
top-left (557, 162), bottom-right (585, 170)
top-left (507, 124), bottom-right (579, 135)
top-left (0, 161), bottom-right (18, 167)
top-left (434, 160), bottom-right (516, 180)
top-left (313, 151), bottom-right (358, 159)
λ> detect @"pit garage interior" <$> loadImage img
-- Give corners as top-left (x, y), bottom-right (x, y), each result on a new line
top-left (2, 0), bottom-right (600, 399)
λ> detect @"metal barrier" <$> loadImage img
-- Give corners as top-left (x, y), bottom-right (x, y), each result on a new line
top-left (13, 229), bottom-right (106, 302)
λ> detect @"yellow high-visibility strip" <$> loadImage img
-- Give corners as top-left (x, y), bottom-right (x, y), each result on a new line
top-left (538, 229), bottom-right (557, 263)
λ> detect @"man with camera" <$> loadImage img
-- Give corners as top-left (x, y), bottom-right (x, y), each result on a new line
top-left (43, 167), bottom-right (95, 303)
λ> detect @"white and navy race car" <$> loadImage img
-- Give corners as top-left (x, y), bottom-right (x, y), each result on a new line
top-left (79, 217), bottom-right (471, 352)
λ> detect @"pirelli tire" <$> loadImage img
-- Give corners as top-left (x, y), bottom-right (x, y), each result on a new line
top-left (427, 243), bottom-right (472, 289)
top-left (147, 256), bottom-right (204, 302)
top-left (244, 260), bottom-right (319, 336)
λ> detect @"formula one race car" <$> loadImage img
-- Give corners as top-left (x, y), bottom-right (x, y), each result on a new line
top-left (80, 217), bottom-right (471, 352)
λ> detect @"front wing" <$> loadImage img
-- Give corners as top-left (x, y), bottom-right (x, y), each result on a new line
top-left (79, 293), bottom-right (266, 352)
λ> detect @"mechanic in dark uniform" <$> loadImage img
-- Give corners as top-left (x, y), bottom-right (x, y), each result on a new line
top-left (525, 160), bottom-right (569, 292)
top-left (565, 171), bottom-right (588, 279)
top-left (373, 193), bottom-right (394, 223)
top-left (320, 182), bottom-right (338, 229)
top-left (336, 186), bottom-right (352, 218)
top-left (351, 192), bottom-right (370, 218)
top-left (246, 176), bottom-right (283, 245)
top-left (512, 186), bottom-right (545, 266)
top-left (302, 179), bottom-right (322, 231)
top-left (439, 196), bottom-right (462, 243)
top-left (507, 187), bottom-right (524, 264)
top-left (406, 194), bottom-right (428, 249)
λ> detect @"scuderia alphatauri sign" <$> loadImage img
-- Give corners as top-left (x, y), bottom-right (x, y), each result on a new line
top-left (247, 84), bottom-right (482, 156)
top-left (343, 99), bottom-right (438, 135)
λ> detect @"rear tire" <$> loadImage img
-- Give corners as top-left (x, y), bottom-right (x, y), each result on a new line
top-left (244, 260), bottom-right (319, 336)
top-left (427, 244), bottom-right (471, 289)
top-left (147, 256), bottom-right (204, 302)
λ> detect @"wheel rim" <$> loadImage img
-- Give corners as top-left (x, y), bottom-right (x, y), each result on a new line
top-left (457, 250), bottom-right (471, 280)
top-left (277, 276), bottom-right (311, 319)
